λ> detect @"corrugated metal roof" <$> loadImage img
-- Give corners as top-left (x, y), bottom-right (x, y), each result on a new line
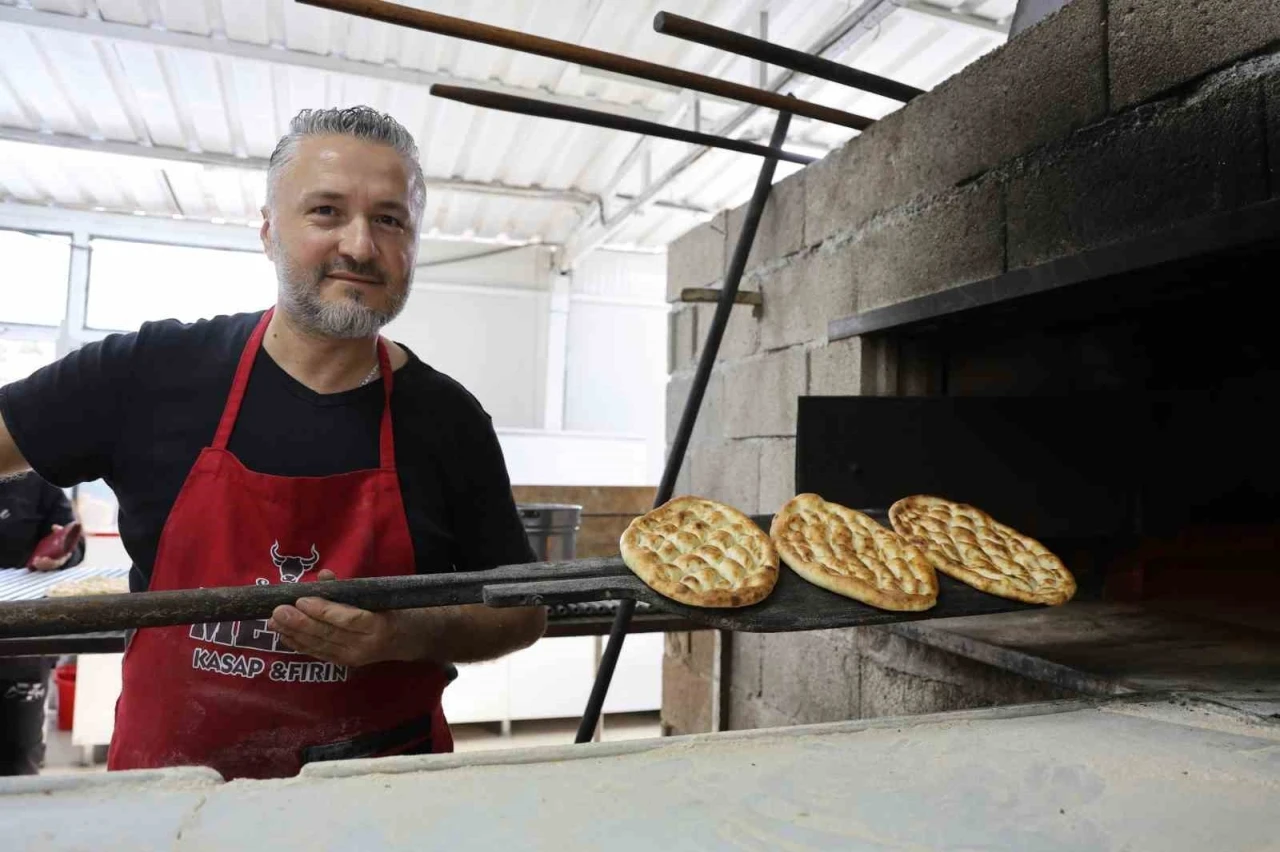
top-left (0, 0), bottom-right (1014, 255)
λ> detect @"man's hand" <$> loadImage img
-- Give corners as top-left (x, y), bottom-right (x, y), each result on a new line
top-left (30, 525), bottom-right (74, 572)
top-left (266, 569), bottom-right (546, 668)
top-left (266, 569), bottom-right (409, 667)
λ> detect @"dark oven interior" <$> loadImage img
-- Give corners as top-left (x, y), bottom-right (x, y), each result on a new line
top-left (797, 235), bottom-right (1280, 608)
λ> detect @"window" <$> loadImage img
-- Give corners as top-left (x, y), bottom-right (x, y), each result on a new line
top-left (0, 338), bottom-right (57, 386)
top-left (86, 238), bottom-right (275, 330)
top-left (1, 229), bottom-right (71, 327)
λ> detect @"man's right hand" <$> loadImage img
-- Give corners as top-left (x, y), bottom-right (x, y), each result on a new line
top-left (0, 410), bottom-right (31, 478)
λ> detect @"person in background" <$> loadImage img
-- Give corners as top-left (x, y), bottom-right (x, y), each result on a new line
top-left (0, 473), bottom-right (85, 775)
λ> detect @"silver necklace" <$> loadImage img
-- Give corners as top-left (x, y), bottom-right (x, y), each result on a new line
top-left (358, 362), bottom-right (381, 387)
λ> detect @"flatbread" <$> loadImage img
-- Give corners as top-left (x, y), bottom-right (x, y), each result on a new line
top-left (620, 496), bottom-right (778, 608)
top-left (46, 576), bottom-right (129, 597)
top-left (771, 493), bottom-right (937, 611)
top-left (889, 495), bottom-right (1075, 605)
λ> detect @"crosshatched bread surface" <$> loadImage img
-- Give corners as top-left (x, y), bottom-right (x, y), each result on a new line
top-left (889, 495), bottom-right (1076, 605)
top-left (770, 493), bottom-right (937, 611)
top-left (620, 496), bottom-right (778, 608)
top-left (45, 576), bottom-right (129, 597)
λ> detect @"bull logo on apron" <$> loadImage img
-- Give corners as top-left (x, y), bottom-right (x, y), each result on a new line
top-left (270, 542), bottom-right (320, 583)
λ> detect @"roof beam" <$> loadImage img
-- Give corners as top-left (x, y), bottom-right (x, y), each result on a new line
top-left (559, 0), bottom-right (905, 270)
top-left (0, 5), bottom-right (665, 124)
top-left (0, 127), bottom-right (711, 216)
top-left (899, 1), bottom-right (1012, 35)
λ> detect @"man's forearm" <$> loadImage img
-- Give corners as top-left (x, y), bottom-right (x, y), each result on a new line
top-left (391, 603), bottom-right (547, 665)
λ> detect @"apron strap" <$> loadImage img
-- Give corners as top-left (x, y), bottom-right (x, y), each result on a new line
top-left (213, 307), bottom-right (399, 472)
top-left (375, 337), bottom-right (396, 471)
top-left (212, 308), bottom-right (274, 451)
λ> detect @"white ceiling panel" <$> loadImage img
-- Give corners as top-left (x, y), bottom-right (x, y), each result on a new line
top-left (0, 0), bottom-right (1014, 256)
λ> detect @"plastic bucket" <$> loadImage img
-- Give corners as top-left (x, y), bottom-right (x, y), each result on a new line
top-left (54, 663), bottom-right (77, 731)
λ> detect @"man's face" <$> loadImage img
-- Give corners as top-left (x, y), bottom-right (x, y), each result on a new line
top-left (262, 134), bottom-right (419, 339)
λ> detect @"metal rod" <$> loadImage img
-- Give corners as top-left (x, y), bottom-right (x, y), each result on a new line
top-left (430, 84), bottom-right (816, 165)
top-left (296, 0), bottom-right (873, 131)
top-left (0, 557), bottom-right (624, 639)
top-left (574, 107), bottom-right (795, 745)
top-left (654, 11), bottom-right (925, 103)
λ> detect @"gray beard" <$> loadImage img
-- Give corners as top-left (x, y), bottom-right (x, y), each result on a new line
top-left (274, 249), bottom-right (410, 340)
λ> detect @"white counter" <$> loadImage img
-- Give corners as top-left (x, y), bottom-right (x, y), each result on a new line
top-left (3, 695), bottom-right (1278, 851)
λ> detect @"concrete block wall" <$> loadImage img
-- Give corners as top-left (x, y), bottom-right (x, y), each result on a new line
top-left (661, 0), bottom-right (1280, 736)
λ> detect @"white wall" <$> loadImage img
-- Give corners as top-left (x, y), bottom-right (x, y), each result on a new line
top-left (563, 250), bottom-right (668, 484)
top-left (2, 203), bottom-right (670, 488)
top-left (386, 241), bottom-right (552, 430)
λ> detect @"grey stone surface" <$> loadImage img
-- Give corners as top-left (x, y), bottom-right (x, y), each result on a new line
top-left (693, 300), bottom-right (761, 363)
top-left (759, 629), bottom-right (859, 725)
top-left (847, 179), bottom-right (1005, 312)
top-left (807, 336), bottom-right (866, 396)
top-left (10, 700), bottom-right (1280, 851)
top-left (665, 211), bottom-right (727, 300)
top-left (759, 243), bottom-right (858, 351)
top-left (722, 347), bottom-right (807, 438)
top-left (1007, 78), bottom-right (1270, 269)
top-left (1269, 74), bottom-right (1280, 195)
top-left (661, 652), bottom-right (715, 735)
top-left (856, 628), bottom-right (1075, 719)
top-left (757, 437), bottom-right (796, 513)
top-left (1109, 0), bottom-right (1280, 110)
top-left (728, 630), bottom-right (766, 699)
top-left (689, 439), bottom-right (761, 512)
top-left (726, 691), bottom-right (797, 731)
top-left (665, 371), bottom-right (723, 447)
top-left (667, 304), bottom-right (696, 374)
top-left (724, 170), bottom-right (806, 275)
top-left (804, 0), bottom-right (1105, 245)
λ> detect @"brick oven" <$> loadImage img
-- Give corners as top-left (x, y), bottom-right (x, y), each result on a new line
top-left (661, 0), bottom-right (1280, 735)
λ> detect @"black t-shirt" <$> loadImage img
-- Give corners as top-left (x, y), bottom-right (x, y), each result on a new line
top-left (0, 311), bottom-right (534, 591)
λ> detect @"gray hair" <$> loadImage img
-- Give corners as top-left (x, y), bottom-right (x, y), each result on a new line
top-left (265, 106), bottom-right (426, 225)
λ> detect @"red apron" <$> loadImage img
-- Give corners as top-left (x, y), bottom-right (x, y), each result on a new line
top-left (108, 308), bottom-right (453, 780)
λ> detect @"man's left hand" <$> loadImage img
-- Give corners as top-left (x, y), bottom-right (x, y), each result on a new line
top-left (267, 569), bottom-right (408, 667)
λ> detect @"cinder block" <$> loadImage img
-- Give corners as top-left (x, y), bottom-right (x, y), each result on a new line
top-left (693, 301), bottom-right (761, 363)
top-left (668, 305), bottom-right (697, 374)
top-left (666, 212), bottom-right (727, 301)
top-left (808, 336), bottom-right (866, 397)
top-left (1109, 0), bottom-right (1280, 110)
top-left (661, 656), bottom-right (714, 735)
top-left (728, 631), bottom-right (766, 699)
top-left (855, 628), bottom-right (1074, 719)
top-left (726, 692), bottom-right (796, 731)
top-left (724, 170), bottom-right (806, 275)
top-left (847, 179), bottom-right (1004, 313)
top-left (688, 630), bottom-right (719, 679)
top-left (760, 244), bottom-right (858, 351)
top-left (759, 630), bottom-right (859, 725)
top-left (689, 439), bottom-right (761, 512)
top-left (804, 0), bottom-right (1105, 246)
top-left (665, 372), bottom-right (723, 447)
top-left (722, 347), bottom-right (807, 439)
top-left (757, 437), bottom-right (796, 514)
top-left (1007, 79), bottom-right (1269, 269)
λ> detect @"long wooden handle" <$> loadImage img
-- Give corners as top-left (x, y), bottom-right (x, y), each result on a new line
top-left (0, 557), bottom-right (627, 638)
top-left (297, 0), bottom-right (873, 130)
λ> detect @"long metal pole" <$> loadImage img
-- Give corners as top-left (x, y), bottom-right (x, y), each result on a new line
top-left (574, 107), bottom-right (795, 745)
top-left (296, 0), bottom-right (872, 130)
top-left (430, 84), bottom-right (816, 165)
top-left (653, 11), bottom-right (925, 103)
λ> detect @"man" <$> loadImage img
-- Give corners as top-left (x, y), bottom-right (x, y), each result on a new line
top-left (0, 473), bottom-right (84, 775)
top-left (0, 106), bottom-right (546, 780)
